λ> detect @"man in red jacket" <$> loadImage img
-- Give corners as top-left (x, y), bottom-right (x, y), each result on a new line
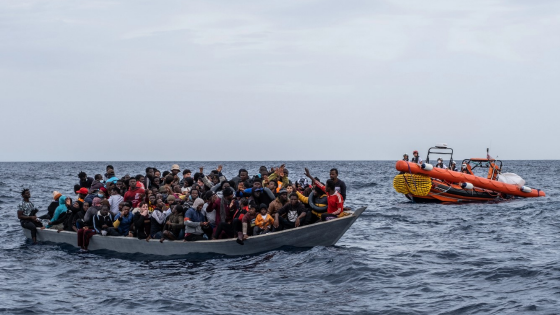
top-left (304, 168), bottom-right (344, 221)
top-left (124, 178), bottom-right (145, 208)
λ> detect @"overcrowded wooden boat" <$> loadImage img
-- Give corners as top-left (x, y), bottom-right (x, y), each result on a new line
top-left (23, 207), bottom-right (366, 257)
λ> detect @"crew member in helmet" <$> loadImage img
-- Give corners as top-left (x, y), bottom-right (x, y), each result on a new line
top-left (411, 151), bottom-right (423, 164)
top-left (402, 154), bottom-right (409, 161)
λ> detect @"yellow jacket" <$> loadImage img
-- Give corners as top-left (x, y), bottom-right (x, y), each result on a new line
top-left (255, 213), bottom-right (274, 229)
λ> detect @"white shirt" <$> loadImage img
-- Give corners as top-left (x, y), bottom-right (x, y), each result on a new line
top-left (108, 195), bottom-right (124, 216)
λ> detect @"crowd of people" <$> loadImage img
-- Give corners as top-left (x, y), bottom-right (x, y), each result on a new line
top-left (17, 164), bottom-right (348, 249)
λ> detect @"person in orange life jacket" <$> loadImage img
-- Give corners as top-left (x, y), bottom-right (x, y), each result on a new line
top-left (124, 178), bottom-right (145, 208)
top-left (329, 168), bottom-right (347, 201)
top-left (435, 158), bottom-right (447, 169)
top-left (274, 193), bottom-right (308, 230)
top-left (236, 202), bottom-right (258, 245)
top-left (304, 168), bottom-right (344, 221)
top-left (411, 150), bottom-right (423, 164)
top-left (254, 203), bottom-right (274, 235)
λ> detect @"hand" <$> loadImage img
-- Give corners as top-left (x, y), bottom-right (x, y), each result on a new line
top-left (30, 216), bottom-right (37, 221)
top-left (273, 221), bottom-right (279, 228)
top-left (304, 168), bottom-right (312, 178)
top-left (295, 218), bottom-right (300, 227)
top-left (217, 165), bottom-right (223, 172)
top-left (229, 200), bottom-right (235, 208)
top-left (83, 226), bottom-right (89, 230)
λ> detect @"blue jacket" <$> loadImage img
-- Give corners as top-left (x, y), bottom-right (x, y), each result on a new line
top-left (48, 196), bottom-right (67, 228)
top-left (114, 211), bottom-right (134, 236)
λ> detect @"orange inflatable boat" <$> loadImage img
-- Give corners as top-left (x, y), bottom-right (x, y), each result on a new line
top-left (393, 146), bottom-right (545, 203)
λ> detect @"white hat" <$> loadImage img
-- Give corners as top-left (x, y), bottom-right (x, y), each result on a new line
top-left (171, 164), bottom-right (180, 171)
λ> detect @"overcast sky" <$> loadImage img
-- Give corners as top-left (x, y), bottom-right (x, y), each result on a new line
top-left (1, 0), bottom-right (559, 161)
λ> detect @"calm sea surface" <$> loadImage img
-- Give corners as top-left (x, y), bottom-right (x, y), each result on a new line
top-left (0, 161), bottom-right (558, 314)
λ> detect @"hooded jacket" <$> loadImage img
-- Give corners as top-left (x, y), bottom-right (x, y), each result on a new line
top-left (47, 196), bottom-right (68, 228)
top-left (93, 211), bottom-right (113, 233)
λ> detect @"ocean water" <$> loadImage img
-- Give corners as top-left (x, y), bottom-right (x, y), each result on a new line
top-left (0, 160), bottom-right (558, 314)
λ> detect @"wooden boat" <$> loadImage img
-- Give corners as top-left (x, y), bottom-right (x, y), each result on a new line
top-left (393, 146), bottom-right (545, 203)
top-left (22, 207), bottom-right (366, 257)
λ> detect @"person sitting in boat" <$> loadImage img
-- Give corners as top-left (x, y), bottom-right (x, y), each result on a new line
top-left (161, 205), bottom-right (185, 242)
top-left (237, 202), bottom-right (258, 245)
top-left (274, 193), bottom-right (309, 230)
top-left (435, 158), bottom-right (447, 169)
top-left (124, 177), bottom-right (145, 208)
top-left (108, 187), bottom-right (124, 217)
top-left (183, 198), bottom-right (213, 241)
top-left (107, 203), bottom-right (134, 237)
top-left (46, 195), bottom-right (69, 231)
top-left (295, 184), bottom-right (328, 225)
top-left (147, 199), bottom-right (170, 241)
top-left (267, 188), bottom-right (289, 221)
top-left (411, 150), bottom-right (423, 164)
top-left (133, 202), bottom-right (151, 239)
top-left (403, 154), bottom-right (409, 161)
top-left (71, 200), bottom-right (86, 232)
top-left (39, 191), bottom-right (62, 220)
top-left (449, 161), bottom-right (458, 171)
top-left (18, 189), bottom-right (44, 244)
top-left (83, 197), bottom-right (101, 228)
top-left (93, 205), bottom-right (113, 236)
top-left (304, 168), bottom-right (344, 221)
top-left (254, 203), bottom-right (274, 235)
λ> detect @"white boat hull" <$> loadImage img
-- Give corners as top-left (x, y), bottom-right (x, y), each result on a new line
top-left (23, 207), bottom-right (366, 257)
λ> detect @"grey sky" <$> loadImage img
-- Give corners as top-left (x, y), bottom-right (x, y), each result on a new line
top-left (1, 1), bottom-right (559, 161)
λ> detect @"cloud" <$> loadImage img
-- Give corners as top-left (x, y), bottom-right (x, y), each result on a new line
top-left (0, 0), bottom-right (559, 161)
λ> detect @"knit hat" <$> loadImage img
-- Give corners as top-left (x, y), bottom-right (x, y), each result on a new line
top-left (53, 191), bottom-right (62, 201)
top-left (99, 187), bottom-right (108, 195)
top-left (171, 164), bottom-right (180, 171)
top-left (259, 203), bottom-right (268, 210)
top-left (193, 198), bottom-right (204, 209)
top-left (278, 188), bottom-right (288, 195)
